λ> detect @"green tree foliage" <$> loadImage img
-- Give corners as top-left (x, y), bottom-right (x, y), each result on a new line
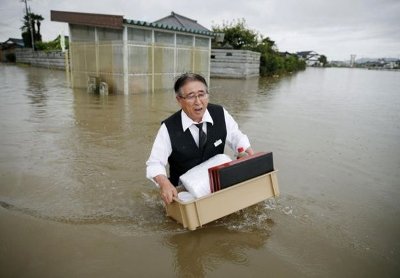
top-left (212, 18), bottom-right (259, 49)
top-left (20, 12), bottom-right (44, 48)
top-left (20, 11), bottom-right (67, 52)
top-left (35, 35), bottom-right (69, 51)
top-left (318, 55), bottom-right (328, 67)
top-left (212, 19), bottom-right (306, 76)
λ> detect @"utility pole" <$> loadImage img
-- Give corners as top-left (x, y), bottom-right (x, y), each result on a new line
top-left (22, 0), bottom-right (35, 50)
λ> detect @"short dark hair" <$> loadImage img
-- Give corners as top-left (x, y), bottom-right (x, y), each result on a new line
top-left (174, 73), bottom-right (208, 95)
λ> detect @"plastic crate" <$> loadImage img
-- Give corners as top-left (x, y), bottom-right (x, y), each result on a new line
top-left (165, 170), bottom-right (279, 230)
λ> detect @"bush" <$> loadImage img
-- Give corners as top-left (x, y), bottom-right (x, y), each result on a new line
top-left (35, 36), bottom-right (69, 51)
top-left (213, 19), bottom-right (307, 77)
top-left (212, 18), bottom-right (259, 50)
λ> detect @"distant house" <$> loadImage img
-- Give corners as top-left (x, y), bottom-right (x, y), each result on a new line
top-left (51, 10), bottom-right (214, 94)
top-left (296, 51), bottom-right (321, 66)
top-left (0, 38), bottom-right (25, 62)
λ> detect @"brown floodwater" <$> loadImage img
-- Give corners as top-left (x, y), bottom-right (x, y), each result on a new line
top-left (0, 64), bottom-right (399, 277)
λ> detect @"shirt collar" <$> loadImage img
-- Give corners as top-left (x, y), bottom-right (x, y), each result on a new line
top-left (181, 108), bottom-right (214, 131)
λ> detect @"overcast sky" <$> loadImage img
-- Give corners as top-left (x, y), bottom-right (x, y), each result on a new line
top-left (1, 0), bottom-right (399, 61)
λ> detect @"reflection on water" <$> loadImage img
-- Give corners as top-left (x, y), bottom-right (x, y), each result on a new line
top-left (165, 225), bottom-right (270, 277)
top-left (0, 64), bottom-right (399, 276)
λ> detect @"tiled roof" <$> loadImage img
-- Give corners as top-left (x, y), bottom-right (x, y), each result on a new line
top-left (1, 38), bottom-right (25, 48)
top-left (124, 11), bottom-right (214, 36)
top-left (50, 10), bottom-right (214, 36)
top-left (296, 51), bottom-right (318, 57)
top-left (154, 12), bottom-right (209, 32)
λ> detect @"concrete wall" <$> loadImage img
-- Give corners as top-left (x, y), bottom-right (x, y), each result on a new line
top-left (210, 49), bottom-right (260, 79)
top-left (15, 49), bottom-right (67, 70)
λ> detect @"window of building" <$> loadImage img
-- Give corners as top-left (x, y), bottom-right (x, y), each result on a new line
top-left (70, 25), bottom-right (95, 42)
top-left (97, 27), bottom-right (122, 41)
top-left (195, 37), bottom-right (209, 48)
top-left (154, 31), bottom-right (174, 44)
top-left (128, 28), bottom-right (152, 43)
top-left (176, 34), bottom-right (193, 46)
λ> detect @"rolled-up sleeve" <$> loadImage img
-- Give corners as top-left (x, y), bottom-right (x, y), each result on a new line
top-left (224, 108), bottom-right (251, 152)
top-left (146, 123), bottom-right (172, 185)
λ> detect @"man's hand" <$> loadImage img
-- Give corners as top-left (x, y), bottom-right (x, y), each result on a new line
top-left (246, 147), bottom-right (255, 156)
top-left (154, 175), bottom-right (177, 205)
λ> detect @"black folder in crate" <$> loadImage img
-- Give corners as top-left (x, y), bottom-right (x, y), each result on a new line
top-left (208, 152), bottom-right (274, 192)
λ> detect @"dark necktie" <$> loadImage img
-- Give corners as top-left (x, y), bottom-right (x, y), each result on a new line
top-left (195, 123), bottom-right (207, 150)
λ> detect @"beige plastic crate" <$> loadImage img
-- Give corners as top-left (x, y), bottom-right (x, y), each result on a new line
top-left (165, 170), bottom-right (279, 230)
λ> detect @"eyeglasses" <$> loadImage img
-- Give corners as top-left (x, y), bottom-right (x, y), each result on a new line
top-left (179, 92), bottom-right (209, 102)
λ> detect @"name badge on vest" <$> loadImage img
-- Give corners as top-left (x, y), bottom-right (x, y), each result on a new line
top-left (214, 139), bottom-right (222, 147)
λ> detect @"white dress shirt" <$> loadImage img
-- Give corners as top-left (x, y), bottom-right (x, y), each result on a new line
top-left (146, 107), bottom-right (251, 185)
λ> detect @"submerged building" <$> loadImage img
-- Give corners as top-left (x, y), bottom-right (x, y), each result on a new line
top-left (51, 11), bottom-right (214, 94)
top-left (0, 38), bottom-right (24, 62)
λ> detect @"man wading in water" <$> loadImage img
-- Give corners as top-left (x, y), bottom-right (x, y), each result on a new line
top-left (146, 73), bottom-right (254, 204)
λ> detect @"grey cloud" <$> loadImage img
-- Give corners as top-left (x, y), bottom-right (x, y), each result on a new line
top-left (0, 0), bottom-right (399, 60)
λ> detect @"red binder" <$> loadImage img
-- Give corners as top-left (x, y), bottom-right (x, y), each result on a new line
top-left (208, 152), bottom-right (274, 193)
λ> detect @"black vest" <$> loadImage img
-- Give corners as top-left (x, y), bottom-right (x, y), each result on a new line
top-left (163, 103), bottom-right (227, 186)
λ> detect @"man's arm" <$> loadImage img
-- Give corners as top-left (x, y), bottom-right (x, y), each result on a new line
top-left (146, 124), bottom-right (177, 204)
top-left (223, 108), bottom-right (253, 154)
top-left (154, 174), bottom-right (177, 204)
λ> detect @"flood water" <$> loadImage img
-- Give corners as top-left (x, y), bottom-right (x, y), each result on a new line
top-left (0, 64), bottom-right (399, 277)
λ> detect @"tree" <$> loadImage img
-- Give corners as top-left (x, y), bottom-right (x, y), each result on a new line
top-left (31, 13), bottom-right (44, 42)
top-left (212, 18), bottom-right (306, 76)
top-left (21, 12), bottom-right (44, 49)
top-left (21, 14), bottom-right (32, 47)
top-left (212, 18), bottom-right (259, 50)
top-left (35, 35), bottom-right (69, 51)
top-left (318, 55), bottom-right (328, 67)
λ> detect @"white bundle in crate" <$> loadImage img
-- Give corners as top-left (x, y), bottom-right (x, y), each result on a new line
top-left (179, 154), bottom-right (232, 198)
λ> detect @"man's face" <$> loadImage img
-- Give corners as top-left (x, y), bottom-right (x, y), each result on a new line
top-left (177, 80), bottom-right (209, 123)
